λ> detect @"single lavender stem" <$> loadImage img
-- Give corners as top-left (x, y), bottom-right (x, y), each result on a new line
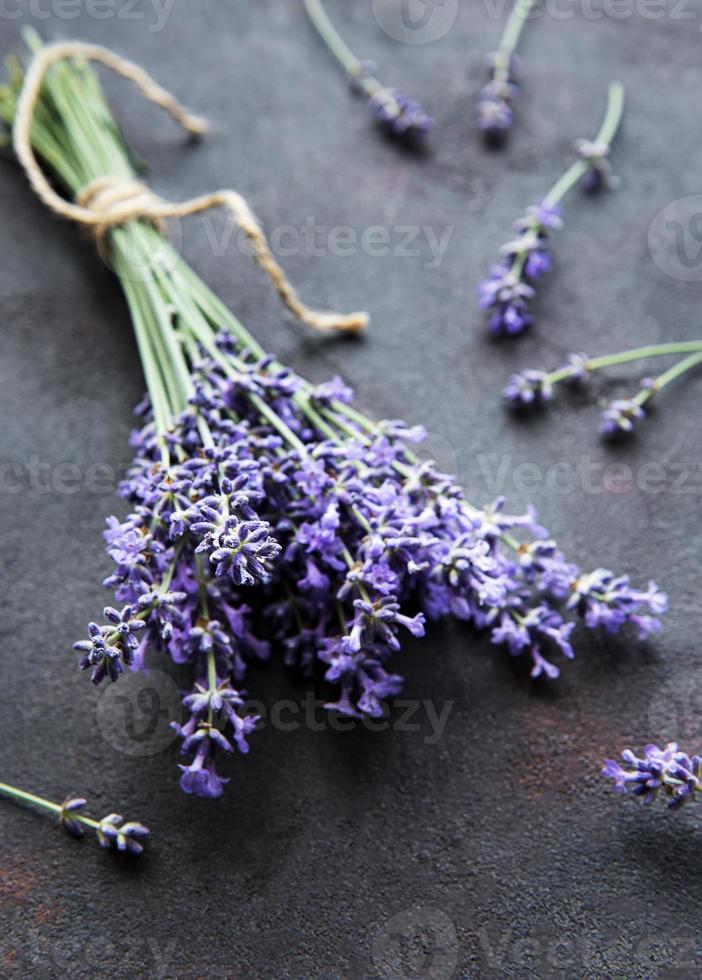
top-left (542, 82), bottom-right (625, 207)
top-left (303, 0), bottom-right (433, 139)
top-left (493, 0), bottom-right (536, 83)
top-left (302, 0), bottom-right (366, 88)
top-left (0, 779), bottom-right (149, 853)
top-left (545, 341), bottom-right (702, 384)
top-left (479, 82), bottom-right (624, 336)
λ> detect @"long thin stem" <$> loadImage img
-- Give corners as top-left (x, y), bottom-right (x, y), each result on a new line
top-left (303, 0), bottom-right (382, 99)
top-left (546, 341), bottom-right (702, 384)
top-left (635, 349), bottom-right (702, 407)
top-left (0, 780), bottom-right (100, 830)
top-left (542, 82), bottom-right (624, 208)
top-left (493, 0), bottom-right (537, 83)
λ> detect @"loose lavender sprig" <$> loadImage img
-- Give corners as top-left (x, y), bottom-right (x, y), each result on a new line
top-left (0, 780), bottom-right (149, 854)
top-left (478, 82), bottom-right (625, 337)
top-left (477, 0), bottom-right (536, 141)
top-left (502, 341), bottom-right (702, 439)
top-left (1, 40), bottom-right (666, 799)
top-left (303, 0), bottom-right (433, 140)
top-left (603, 744), bottom-right (702, 811)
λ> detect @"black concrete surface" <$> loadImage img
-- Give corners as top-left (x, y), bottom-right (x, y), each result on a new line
top-left (1, 2), bottom-right (702, 977)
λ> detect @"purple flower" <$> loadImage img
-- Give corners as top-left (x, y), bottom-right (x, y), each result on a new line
top-left (575, 138), bottom-right (615, 193)
top-left (599, 398), bottom-right (646, 438)
top-left (368, 87), bottom-right (433, 139)
top-left (603, 744), bottom-right (701, 810)
top-left (96, 813), bottom-right (151, 855)
top-left (568, 569), bottom-right (667, 638)
top-left (478, 202), bottom-right (562, 337)
top-left (503, 370), bottom-right (552, 407)
top-left (476, 80), bottom-right (515, 138)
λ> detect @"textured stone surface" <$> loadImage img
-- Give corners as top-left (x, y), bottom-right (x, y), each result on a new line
top-left (1, 2), bottom-right (702, 977)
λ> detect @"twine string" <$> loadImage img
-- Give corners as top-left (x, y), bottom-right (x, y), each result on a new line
top-left (13, 41), bottom-right (368, 334)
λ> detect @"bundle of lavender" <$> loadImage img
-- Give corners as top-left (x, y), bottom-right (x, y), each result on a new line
top-left (1, 35), bottom-right (666, 803)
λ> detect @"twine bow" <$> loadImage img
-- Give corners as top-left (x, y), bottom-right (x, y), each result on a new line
top-left (13, 41), bottom-right (369, 335)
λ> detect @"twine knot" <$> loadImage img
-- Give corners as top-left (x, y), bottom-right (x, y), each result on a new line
top-left (75, 176), bottom-right (166, 243)
top-left (13, 41), bottom-right (368, 335)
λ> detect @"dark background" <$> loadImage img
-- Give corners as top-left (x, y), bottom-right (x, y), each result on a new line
top-left (1, 1), bottom-right (701, 977)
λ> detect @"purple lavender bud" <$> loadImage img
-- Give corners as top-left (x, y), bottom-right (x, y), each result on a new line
top-left (368, 87), bottom-right (433, 139)
top-left (476, 81), bottom-right (514, 138)
top-left (599, 398), bottom-right (646, 438)
top-left (503, 370), bottom-right (553, 407)
top-left (96, 813), bottom-right (151, 855)
top-left (562, 352), bottom-right (590, 384)
top-left (575, 139), bottom-right (616, 194)
top-left (59, 796), bottom-right (87, 838)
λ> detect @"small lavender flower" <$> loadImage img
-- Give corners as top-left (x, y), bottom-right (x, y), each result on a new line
top-left (96, 813), bottom-right (151, 854)
top-left (478, 201), bottom-right (562, 337)
top-left (476, 3), bottom-right (534, 142)
top-left (599, 398), bottom-right (646, 438)
top-left (476, 79), bottom-right (516, 139)
top-left (503, 369), bottom-right (552, 406)
top-left (603, 744), bottom-right (702, 810)
top-left (575, 138), bottom-right (616, 193)
top-left (368, 87), bottom-right (434, 140)
top-left (303, 0), bottom-right (432, 143)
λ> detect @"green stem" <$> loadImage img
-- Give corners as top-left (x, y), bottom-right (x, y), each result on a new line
top-left (0, 780), bottom-right (100, 830)
top-left (635, 349), bottom-right (702, 407)
top-left (545, 341), bottom-right (702, 385)
top-left (303, 0), bottom-right (383, 99)
top-left (493, 0), bottom-right (537, 83)
top-left (542, 82), bottom-right (624, 208)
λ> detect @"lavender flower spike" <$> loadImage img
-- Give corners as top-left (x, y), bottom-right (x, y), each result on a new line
top-left (0, 780), bottom-right (150, 856)
top-left (477, 83), bottom-right (624, 338)
top-left (603, 744), bottom-right (702, 811)
top-left (477, 0), bottom-right (537, 142)
top-left (303, 0), bottom-right (432, 142)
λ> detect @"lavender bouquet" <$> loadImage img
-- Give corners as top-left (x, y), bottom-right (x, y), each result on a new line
top-left (478, 82), bottom-right (624, 336)
top-left (503, 341), bottom-right (702, 439)
top-left (303, 0), bottom-right (433, 140)
top-left (1, 37), bottom-right (666, 805)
